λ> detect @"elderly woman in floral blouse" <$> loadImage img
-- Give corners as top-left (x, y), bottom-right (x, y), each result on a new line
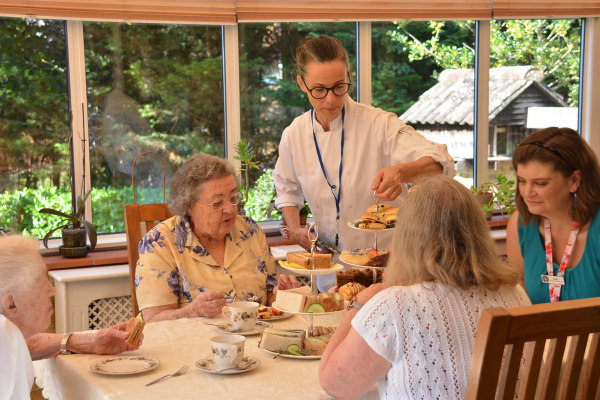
top-left (136, 153), bottom-right (299, 322)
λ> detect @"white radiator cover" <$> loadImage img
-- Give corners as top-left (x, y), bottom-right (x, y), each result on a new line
top-left (49, 265), bottom-right (132, 333)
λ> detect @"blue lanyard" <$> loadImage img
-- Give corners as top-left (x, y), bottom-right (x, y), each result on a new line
top-left (311, 106), bottom-right (345, 246)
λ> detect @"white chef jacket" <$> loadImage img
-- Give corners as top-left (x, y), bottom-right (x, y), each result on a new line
top-left (273, 97), bottom-right (455, 289)
top-left (0, 314), bottom-right (34, 400)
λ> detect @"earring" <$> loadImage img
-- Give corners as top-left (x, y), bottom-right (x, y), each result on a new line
top-left (573, 191), bottom-right (578, 211)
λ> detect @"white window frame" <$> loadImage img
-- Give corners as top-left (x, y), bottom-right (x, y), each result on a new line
top-left (14, 17), bottom-right (600, 249)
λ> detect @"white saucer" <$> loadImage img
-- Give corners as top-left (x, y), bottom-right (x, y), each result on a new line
top-left (215, 320), bottom-right (272, 335)
top-left (90, 356), bottom-right (160, 375)
top-left (196, 356), bottom-right (260, 375)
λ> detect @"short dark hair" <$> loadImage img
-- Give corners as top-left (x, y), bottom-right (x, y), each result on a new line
top-left (295, 35), bottom-right (352, 82)
top-left (512, 127), bottom-right (600, 225)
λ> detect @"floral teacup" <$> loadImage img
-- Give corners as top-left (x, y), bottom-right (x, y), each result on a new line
top-left (222, 301), bottom-right (259, 332)
top-left (210, 335), bottom-right (245, 370)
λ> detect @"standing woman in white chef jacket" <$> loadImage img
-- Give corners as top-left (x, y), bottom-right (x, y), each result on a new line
top-left (273, 35), bottom-right (455, 290)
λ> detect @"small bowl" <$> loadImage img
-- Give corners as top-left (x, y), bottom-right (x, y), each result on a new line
top-left (59, 245), bottom-right (90, 258)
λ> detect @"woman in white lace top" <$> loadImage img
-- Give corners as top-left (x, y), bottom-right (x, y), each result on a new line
top-left (319, 175), bottom-right (531, 399)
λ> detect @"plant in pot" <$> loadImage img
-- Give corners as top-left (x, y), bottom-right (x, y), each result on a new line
top-left (234, 139), bottom-right (260, 215)
top-left (39, 188), bottom-right (97, 257)
top-left (470, 174), bottom-right (516, 220)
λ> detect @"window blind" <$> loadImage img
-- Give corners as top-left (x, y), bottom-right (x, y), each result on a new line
top-left (493, 1), bottom-right (600, 18)
top-left (236, 1), bottom-right (492, 22)
top-left (0, 0), bottom-right (236, 24)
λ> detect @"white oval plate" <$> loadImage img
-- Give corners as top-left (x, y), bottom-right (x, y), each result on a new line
top-left (278, 261), bottom-right (343, 276)
top-left (347, 219), bottom-right (395, 231)
top-left (90, 356), bottom-right (160, 375)
top-left (215, 320), bottom-right (272, 336)
top-left (339, 259), bottom-right (387, 270)
top-left (271, 302), bottom-right (341, 316)
top-left (260, 347), bottom-right (321, 360)
top-left (258, 307), bottom-right (293, 321)
top-left (196, 356), bottom-right (260, 375)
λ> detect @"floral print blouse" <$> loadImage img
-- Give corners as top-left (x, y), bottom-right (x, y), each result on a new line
top-left (135, 214), bottom-right (277, 310)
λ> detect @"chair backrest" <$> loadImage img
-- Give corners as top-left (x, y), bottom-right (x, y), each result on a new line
top-left (465, 297), bottom-right (600, 400)
top-left (124, 203), bottom-right (173, 316)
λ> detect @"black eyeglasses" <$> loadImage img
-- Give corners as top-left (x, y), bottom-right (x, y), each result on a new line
top-left (300, 76), bottom-right (350, 99)
top-left (198, 192), bottom-right (242, 209)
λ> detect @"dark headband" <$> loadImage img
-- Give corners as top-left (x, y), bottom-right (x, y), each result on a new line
top-left (525, 142), bottom-right (573, 169)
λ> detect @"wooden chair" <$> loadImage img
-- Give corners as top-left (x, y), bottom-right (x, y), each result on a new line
top-left (465, 297), bottom-right (600, 400)
top-left (124, 203), bottom-right (173, 316)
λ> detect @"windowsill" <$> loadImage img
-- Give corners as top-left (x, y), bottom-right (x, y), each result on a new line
top-left (42, 234), bottom-right (297, 270)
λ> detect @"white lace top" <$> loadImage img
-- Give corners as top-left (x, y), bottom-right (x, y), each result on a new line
top-left (352, 282), bottom-right (530, 399)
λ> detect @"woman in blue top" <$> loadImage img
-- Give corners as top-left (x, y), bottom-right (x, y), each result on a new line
top-left (506, 127), bottom-right (600, 304)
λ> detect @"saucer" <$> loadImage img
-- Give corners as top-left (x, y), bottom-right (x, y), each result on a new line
top-left (196, 356), bottom-right (260, 375)
top-left (215, 320), bottom-right (272, 335)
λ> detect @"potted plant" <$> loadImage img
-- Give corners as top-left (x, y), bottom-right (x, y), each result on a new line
top-left (39, 188), bottom-right (97, 256)
top-left (234, 139), bottom-right (260, 214)
top-left (470, 174), bottom-right (516, 220)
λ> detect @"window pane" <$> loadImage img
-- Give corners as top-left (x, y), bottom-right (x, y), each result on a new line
top-left (372, 21), bottom-right (475, 188)
top-left (84, 23), bottom-right (223, 234)
top-left (0, 18), bottom-right (70, 237)
top-left (238, 22), bottom-right (356, 222)
top-left (487, 19), bottom-right (582, 183)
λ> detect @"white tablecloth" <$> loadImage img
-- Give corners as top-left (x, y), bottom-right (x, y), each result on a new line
top-left (34, 312), bottom-right (379, 400)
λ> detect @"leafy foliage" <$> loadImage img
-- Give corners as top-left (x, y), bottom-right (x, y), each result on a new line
top-left (389, 19), bottom-right (581, 105)
top-left (470, 174), bottom-right (516, 216)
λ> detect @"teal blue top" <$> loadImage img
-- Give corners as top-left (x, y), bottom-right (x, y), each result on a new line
top-left (518, 208), bottom-right (600, 304)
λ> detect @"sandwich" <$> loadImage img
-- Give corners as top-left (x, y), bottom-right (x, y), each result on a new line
top-left (259, 328), bottom-right (306, 354)
top-left (125, 313), bottom-right (145, 346)
top-left (286, 252), bottom-right (332, 269)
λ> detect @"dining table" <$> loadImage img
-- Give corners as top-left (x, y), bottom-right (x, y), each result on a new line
top-left (33, 310), bottom-right (379, 400)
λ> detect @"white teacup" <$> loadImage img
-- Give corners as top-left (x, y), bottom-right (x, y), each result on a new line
top-left (210, 334), bottom-right (245, 370)
top-left (222, 301), bottom-right (259, 332)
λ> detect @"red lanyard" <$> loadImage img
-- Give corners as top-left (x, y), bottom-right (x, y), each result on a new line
top-left (543, 218), bottom-right (579, 302)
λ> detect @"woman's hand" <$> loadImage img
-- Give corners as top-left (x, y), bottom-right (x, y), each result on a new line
top-left (371, 165), bottom-right (405, 201)
top-left (187, 291), bottom-right (227, 318)
top-left (92, 321), bottom-right (143, 354)
top-left (289, 225), bottom-right (314, 251)
top-left (276, 274), bottom-right (300, 293)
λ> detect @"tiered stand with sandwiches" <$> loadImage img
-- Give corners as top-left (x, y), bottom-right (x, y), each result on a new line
top-left (262, 224), bottom-right (343, 359)
top-left (342, 199), bottom-right (396, 282)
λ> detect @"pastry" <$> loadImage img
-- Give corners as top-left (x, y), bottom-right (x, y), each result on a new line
top-left (338, 282), bottom-right (366, 301)
top-left (367, 253), bottom-right (390, 268)
top-left (340, 248), bottom-right (372, 265)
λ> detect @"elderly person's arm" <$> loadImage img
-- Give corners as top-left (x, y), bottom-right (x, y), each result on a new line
top-left (27, 321), bottom-right (141, 361)
top-left (319, 284), bottom-right (391, 400)
top-left (142, 291), bottom-right (227, 322)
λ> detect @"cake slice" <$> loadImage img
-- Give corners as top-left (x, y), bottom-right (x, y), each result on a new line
top-left (286, 252), bottom-right (332, 269)
top-left (259, 328), bottom-right (305, 354)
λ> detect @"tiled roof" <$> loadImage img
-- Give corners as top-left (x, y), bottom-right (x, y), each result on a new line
top-left (400, 66), bottom-right (567, 125)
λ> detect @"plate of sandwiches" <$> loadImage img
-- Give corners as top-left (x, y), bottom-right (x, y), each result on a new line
top-left (348, 203), bottom-right (398, 231)
top-left (278, 252), bottom-right (343, 275)
top-left (339, 248), bottom-right (390, 269)
top-left (258, 326), bottom-right (336, 359)
top-left (272, 286), bottom-right (346, 315)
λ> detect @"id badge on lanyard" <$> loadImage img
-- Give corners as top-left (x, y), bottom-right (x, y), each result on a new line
top-left (542, 218), bottom-right (579, 303)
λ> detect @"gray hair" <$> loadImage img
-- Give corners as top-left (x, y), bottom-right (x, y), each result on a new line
top-left (295, 35), bottom-right (352, 80)
top-left (385, 175), bottom-right (520, 291)
top-left (0, 235), bottom-right (44, 314)
top-left (168, 153), bottom-right (238, 217)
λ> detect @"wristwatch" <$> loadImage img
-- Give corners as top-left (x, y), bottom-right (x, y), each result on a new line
top-left (348, 298), bottom-right (363, 310)
top-left (60, 332), bottom-right (72, 355)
